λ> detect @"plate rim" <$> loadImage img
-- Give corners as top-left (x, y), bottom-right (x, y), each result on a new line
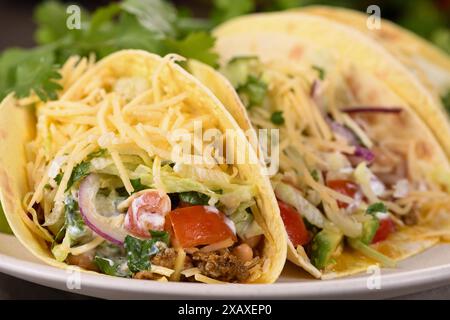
top-left (1, 241), bottom-right (450, 299)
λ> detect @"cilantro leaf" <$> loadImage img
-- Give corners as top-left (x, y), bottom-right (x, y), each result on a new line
top-left (366, 202), bottom-right (387, 215)
top-left (124, 232), bottom-right (168, 273)
top-left (64, 195), bottom-right (89, 242)
top-left (212, 0), bottom-right (254, 24)
top-left (121, 0), bottom-right (177, 38)
top-left (165, 32), bottom-right (219, 67)
top-left (0, 47), bottom-right (62, 101)
top-left (150, 230), bottom-right (170, 245)
top-left (65, 161), bottom-right (90, 191)
top-left (0, 0), bottom-right (221, 101)
top-left (312, 65), bottom-right (326, 80)
top-left (179, 191), bottom-right (210, 206)
top-left (94, 256), bottom-right (131, 277)
top-left (116, 178), bottom-right (150, 197)
top-left (33, 1), bottom-right (76, 45)
top-left (270, 111), bottom-right (285, 125)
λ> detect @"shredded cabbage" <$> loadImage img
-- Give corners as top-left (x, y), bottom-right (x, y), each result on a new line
top-left (51, 232), bottom-right (71, 262)
top-left (131, 164), bottom-right (256, 211)
top-left (229, 202), bottom-right (264, 239)
top-left (323, 203), bottom-right (362, 238)
top-left (354, 162), bottom-right (384, 203)
top-left (274, 181), bottom-right (326, 228)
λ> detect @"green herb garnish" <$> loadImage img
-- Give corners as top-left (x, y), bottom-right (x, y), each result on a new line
top-left (270, 111), bottom-right (285, 125)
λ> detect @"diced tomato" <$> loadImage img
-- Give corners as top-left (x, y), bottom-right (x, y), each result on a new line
top-left (124, 190), bottom-right (171, 238)
top-left (278, 200), bottom-right (309, 247)
top-left (327, 179), bottom-right (359, 208)
top-left (168, 206), bottom-right (236, 248)
top-left (372, 217), bottom-right (395, 243)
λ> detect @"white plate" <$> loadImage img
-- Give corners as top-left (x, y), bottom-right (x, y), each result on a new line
top-left (1, 232), bottom-right (450, 299)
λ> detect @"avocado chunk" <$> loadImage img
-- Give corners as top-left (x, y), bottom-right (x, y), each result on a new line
top-left (222, 56), bottom-right (259, 87)
top-left (359, 217), bottom-right (380, 245)
top-left (311, 228), bottom-right (343, 269)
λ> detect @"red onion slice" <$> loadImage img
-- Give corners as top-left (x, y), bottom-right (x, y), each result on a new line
top-left (326, 117), bottom-right (375, 164)
top-left (353, 146), bottom-right (375, 162)
top-left (78, 174), bottom-right (128, 245)
top-left (326, 117), bottom-right (359, 145)
top-left (341, 107), bottom-right (403, 114)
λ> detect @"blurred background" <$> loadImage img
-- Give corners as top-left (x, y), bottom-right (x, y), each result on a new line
top-left (0, 0), bottom-right (448, 53)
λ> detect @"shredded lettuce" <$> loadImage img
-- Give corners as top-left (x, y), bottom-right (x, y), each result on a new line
top-left (274, 181), bottom-right (326, 228)
top-left (229, 201), bottom-right (263, 238)
top-left (323, 203), bottom-right (362, 238)
top-left (132, 164), bottom-right (256, 210)
top-left (354, 162), bottom-right (384, 203)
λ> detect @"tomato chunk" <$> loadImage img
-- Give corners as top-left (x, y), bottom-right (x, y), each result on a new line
top-left (327, 179), bottom-right (359, 208)
top-left (168, 206), bottom-right (236, 248)
top-left (372, 217), bottom-right (395, 243)
top-left (278, 200), bottom-right (309, 247)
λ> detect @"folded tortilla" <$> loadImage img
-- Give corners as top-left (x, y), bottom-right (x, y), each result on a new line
top-left (190, 13), bottom-right (450, 279)
top-left (0, 50), bottom-right (287, 284)
top-left (298, 6), bottom-right (450, 142)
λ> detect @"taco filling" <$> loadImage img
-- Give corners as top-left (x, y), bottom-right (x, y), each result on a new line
top-left (20, 52), bottom-right (279, 284)
top-left (220, 55), bottom-right (450, 276)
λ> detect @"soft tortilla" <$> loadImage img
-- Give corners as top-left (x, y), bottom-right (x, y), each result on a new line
top-left (0, 50), bottom-right (287, 284)
top-left (190, 14), bottom-right (450, 279)
top-left (298, 6), bottom-right (450, 103)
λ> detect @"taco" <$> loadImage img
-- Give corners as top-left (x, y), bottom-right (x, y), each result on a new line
top-left (0, 50), bottom-right (287, 284)
top-left (298, 6), bottom-right (450, 124)
top-left (189, 13), bottom-right (450, 279)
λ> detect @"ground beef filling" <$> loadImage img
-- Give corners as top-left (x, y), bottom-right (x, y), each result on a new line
top-left (151, 248), bottom-right (252, 282)
top-left (191, 249), bottom-right (251, 282)
top-left (151, 248), bottom-right (193, 269)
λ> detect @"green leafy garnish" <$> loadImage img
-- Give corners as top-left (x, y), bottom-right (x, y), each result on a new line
top-left (0, 47), bottom-right (62, 101)
top-left (237, 75), bottom-right (268, 108)
top-left (165, 32), bottom-right (219, 67)
top-left (52, 195), bottom-right (89, 248)
top-left (0, 0), bottom-right (218, 101)
top-left (124, 230), bottom-right (170, 273)
top-left (64, 196), bottom-right (88, 242)
top-left (312, 65), bottom-right (326, 80)
top-left (211, 0), bottom-right (254, 24)
top-left (366, 202), bottom-right (387, 215)
top-left (66, 162), bottom-right (90, 191)
top-left (442, 90), bottom-right (450, 115)
top-left (178, 191), bottom-right (210, 205)
top-left (270, 111), bottom-right (285, 125)
top-left (310, 169), bottom-right (320, 182)
top-left (94, 256), bottom-right (131, 277)
top-left (150, 230), bottom-right (170, 245)
top-left (116, 178), bottom-right (150, 196)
